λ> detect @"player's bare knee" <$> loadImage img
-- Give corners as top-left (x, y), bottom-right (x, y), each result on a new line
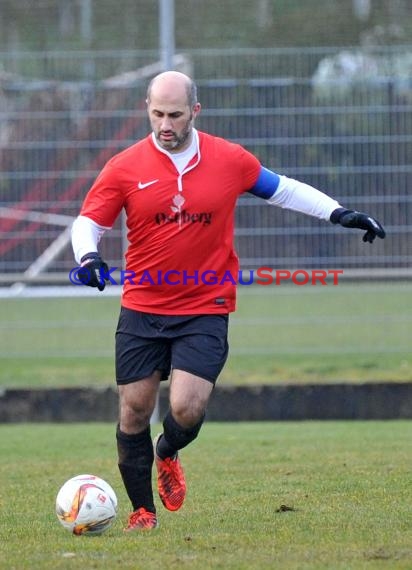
top-left (170, 402), bottom-right (205, 429)
top-left (120, 404), bottom-right (152, 433)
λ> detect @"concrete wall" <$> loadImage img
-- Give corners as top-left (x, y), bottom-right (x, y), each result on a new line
top-left (1, 383), bottom-right (412, 422)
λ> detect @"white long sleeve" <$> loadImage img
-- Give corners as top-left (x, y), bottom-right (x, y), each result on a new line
top-left (71, 215), bottom-right (110, 263)
top-left (266, 175), bottom-right (341, 221)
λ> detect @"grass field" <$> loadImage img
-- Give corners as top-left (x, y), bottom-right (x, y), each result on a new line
top-left (1, 281), bottom-right (411, 388)
top-left (0, 421), bottom-right (411, 570)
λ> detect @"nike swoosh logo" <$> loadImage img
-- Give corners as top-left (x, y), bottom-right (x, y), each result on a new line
top-left (138, 179), bottom-right (159, 190)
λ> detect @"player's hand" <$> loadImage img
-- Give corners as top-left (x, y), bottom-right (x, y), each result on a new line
top-left (78, 252), bottom-right (109, 291)
top-left (330, 208), bottom-right (386, 243)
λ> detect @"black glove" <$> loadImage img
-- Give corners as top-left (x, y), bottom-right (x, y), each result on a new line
top-left (330, 208), bottom-right (386, 243)
top-left (78, 252), bottom-right (109, 291)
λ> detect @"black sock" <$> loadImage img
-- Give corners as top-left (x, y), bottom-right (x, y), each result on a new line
top-left (116, 425), bottom-right (155, 513)
top-left (156, 410), bottom-right (205, 460)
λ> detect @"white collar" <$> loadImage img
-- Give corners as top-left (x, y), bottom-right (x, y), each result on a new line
top-left (151, 129), bottom-right (199, 173)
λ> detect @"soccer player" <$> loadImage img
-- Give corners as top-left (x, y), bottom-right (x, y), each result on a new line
top-left (71, 71), bottom-right (385, 531)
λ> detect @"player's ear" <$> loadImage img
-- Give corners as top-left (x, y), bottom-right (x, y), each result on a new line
top-left (192, 102), bottom-right (201, 118)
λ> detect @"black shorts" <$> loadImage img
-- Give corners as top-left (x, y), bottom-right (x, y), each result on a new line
top-left (115, 308), bottom-right (229, 385)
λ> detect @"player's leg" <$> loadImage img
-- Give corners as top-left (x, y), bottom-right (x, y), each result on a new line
top-left (115, 307), bottom-right (170, 530)
top-left (154, 314), bottom-right (229, 511)
top-left (154, 370), bottom-right (213, 511)
top-left (117, 373), bottom-right (161, 528)
top-left (160, 369), bottom-right (214, 452)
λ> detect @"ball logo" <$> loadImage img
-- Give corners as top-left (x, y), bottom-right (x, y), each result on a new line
top-left (97, 493), bottom-right (107, 504)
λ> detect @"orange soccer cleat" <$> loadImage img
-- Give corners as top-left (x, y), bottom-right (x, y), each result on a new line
top-left (154, 434), bottom-right (186, 511)
top-left (124, 507), bottom-right (158, 531)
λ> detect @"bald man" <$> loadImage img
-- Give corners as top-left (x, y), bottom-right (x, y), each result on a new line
top-left (71, 71), bottom-right (385, 531)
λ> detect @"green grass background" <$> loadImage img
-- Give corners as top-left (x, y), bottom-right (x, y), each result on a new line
top-left (1, 281), bottom-right (411, 388)
top-left (0, 421), bottom-right (411, 570)
top-left (1, 284), bottom-right (411, 569)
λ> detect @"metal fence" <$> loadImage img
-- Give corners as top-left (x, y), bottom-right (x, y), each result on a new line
top-left (0, 46), bottom-right (411, 285)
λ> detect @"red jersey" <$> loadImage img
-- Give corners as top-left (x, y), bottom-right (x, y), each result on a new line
top-left (80, 131), bottom-right (261, 314)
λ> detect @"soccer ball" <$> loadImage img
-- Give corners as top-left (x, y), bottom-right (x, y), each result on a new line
top-left (56, 474), bottom-right (118, 535)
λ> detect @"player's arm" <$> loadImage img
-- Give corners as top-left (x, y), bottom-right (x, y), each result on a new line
top-left (71, 215), bottom-right (111, 291)
top-left (249, 166), bottom-right (385, 243)
top-left (71, 159), bottom-right (125, 291)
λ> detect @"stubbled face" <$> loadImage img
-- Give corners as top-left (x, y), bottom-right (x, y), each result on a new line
top-left (147, 82), bottom-right (200, 153)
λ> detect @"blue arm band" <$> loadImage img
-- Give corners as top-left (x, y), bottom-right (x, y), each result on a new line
top-left (248, 167), bottom-right (281, 199)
